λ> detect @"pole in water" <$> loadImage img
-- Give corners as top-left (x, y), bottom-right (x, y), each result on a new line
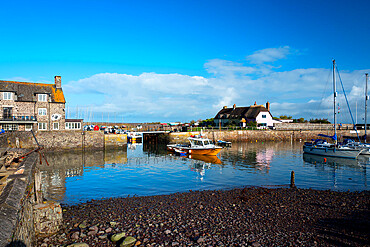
top-left (290, 171), bottom-right (296, 188)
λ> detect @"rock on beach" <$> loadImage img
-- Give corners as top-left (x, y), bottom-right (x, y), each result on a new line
top-left (37, 187), bottom-right (370, 246)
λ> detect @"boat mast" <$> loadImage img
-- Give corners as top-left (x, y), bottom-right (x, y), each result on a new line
top-left (366, 73), bottom-right (369, 143)
top-left (333, 60), bottom-right (337, 145)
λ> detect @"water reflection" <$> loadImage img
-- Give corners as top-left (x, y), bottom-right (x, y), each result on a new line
top-left (41, 148), bottom-right (127, 202)
top-left (189, 154), bottom-right (222, 164)
top-left (38, 141), bottom-right (369, 205)
top-left (303, 153), bottom-right (368, 189)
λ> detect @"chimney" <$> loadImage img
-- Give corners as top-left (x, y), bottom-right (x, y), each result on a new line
top-left (254, 101), bottom-right (257, 106)
top-left (233, 104), bottom-right (236, 109)
top-left (54, 76), bottom-right (62, 89)
top-left (223, 106), bottom-right (227, 109)
top-left (266, 101), bottom-right (270, 111)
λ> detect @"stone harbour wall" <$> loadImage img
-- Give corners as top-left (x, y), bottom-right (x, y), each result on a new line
top-left (169, 129), bottom-right (357, 143)
top-left (0, 150), bottom-right (64, 247)
top-left (0, 131), bottom-right (127, 151)
top-left (274, 122), bottom-right (353, 130)
top-left (104, 134), bottom-right (127, 149)
top-left (0, 151), bottom-right (37, 247)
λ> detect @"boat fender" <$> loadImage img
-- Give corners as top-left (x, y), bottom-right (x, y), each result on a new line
top-left (189, 150), bottom-right (192, 154)
top-left (324, 158), bottom-right (327, 162)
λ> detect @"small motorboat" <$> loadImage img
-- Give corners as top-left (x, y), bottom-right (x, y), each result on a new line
top-left (167, 135), bottom-right (222, 156)
top-left (217, 140), bottom-right (232, 147)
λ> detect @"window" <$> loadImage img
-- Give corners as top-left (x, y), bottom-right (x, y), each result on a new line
top-left (38, 108), bottom-right (47, 116)
top-left (65, 122), bottom-right (81, 130)
top-left (262, 114), bottom-right (266, 118)
top-left (3, 92), bottom-right (13, 100)
top-left (38, 122), bottom-right (47, 130)
top-left (53, 122), bottom-right (59, 130)
top-left (38, 94), bottom-right (47, 102)
top-left (2, 124), bottom-right (18, 131)
top-left (25, 124), bottom-right (33, 131)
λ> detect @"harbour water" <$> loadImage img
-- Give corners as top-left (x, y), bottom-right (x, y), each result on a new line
top-left (40, 141), bottom-right (369, 205)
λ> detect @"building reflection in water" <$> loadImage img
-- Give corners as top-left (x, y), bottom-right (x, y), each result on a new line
top-left (219, 141), bottom-right (287, 173)
top-left (40, 148), bottom-right (127, 202)
top-left (37, 141), bottom-right (368, 204)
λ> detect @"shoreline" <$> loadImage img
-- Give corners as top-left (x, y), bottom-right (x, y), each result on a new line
top-left (37, 187), bottom-right (369, 246)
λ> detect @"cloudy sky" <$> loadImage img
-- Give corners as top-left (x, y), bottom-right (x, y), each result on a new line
top-left (1, 0), bottom-right (369, 123)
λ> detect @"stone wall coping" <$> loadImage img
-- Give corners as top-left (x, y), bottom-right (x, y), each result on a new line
top-left (0, 151), bottom-right (37, 247)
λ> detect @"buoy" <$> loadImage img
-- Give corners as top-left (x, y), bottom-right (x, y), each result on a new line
top-left (324, 158), bottom-right (327, 162)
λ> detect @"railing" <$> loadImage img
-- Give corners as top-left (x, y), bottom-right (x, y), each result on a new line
top-left (0, 114), bottom-right (37, 121)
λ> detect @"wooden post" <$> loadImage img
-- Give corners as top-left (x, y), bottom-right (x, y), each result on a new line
top-left (290, 171), bottom-right (296, 188)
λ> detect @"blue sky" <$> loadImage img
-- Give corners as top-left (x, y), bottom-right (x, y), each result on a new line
top-left (1, 0), bottom-right (369, 123)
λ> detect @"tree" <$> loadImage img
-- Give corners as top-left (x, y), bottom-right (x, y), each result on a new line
top-left (247, 121), bottom-right (257, 127)
top-left (279, 115), bottom-right (292, 119)
top-left (309, 118), bottom-right (331, 124)
top-left (293, 117), bottom-right (307, 123)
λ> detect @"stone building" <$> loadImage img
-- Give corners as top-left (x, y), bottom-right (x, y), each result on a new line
top-left (0, 76), bottom-right (72, 131)
top-left (214, 102), bottom-right (278, 128)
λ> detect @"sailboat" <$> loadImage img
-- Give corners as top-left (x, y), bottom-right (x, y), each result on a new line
top-left (340, 73), bottom-right (370, 155)
top-left (303, 60), bottom-right (365, 159)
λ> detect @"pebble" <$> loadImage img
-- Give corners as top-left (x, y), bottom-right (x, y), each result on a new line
top-left (66, 243), bottom-right (89, 247)
top-left (89, 225), bottom-right (98, 232)
top-left (111, 232), bottom-right (126, 242)
top-left (36, 188), bottom-right (369, 247)
top-left (87, 230), bottom-right (97, 236)
top-left (120, 236), bottom-right (136, 247)
top-left (71, 232), bottom-right (80, 240)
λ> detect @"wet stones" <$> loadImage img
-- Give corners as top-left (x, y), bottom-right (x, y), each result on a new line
top-left (66, 243), bottom-right (89, 247)
top-left (111, 232), bottom-right (126, 242)
top-left (36, 187), bottom-right (370, 246)
top-left (119, 236), bottom-right (136, 247)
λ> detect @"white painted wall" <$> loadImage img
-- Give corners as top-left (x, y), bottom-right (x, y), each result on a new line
top-left (255, 112), bottom-right (274, 128)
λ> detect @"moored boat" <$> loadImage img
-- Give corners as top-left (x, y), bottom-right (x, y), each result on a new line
top-left (303, 60), bottom-right (363, 159)
top-left (303, 139), bottom-right (363, 159)
top-left (167, 136), bottom-right (222, 156)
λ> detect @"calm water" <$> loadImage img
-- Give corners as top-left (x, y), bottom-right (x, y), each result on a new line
top-left (40, 141), bottom-right (369, 205)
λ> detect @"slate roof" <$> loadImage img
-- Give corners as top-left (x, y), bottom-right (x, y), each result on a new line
top-left (215, 105), bottom-right (271, 120)
top-left (0, 80), bottom-right (65, 103)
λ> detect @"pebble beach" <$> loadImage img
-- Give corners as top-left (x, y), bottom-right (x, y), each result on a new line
top-left (37, 187), bottom-right (370, 247)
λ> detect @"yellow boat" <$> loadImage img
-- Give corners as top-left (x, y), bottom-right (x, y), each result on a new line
top-left (167, 136), bottom-right (222, 156)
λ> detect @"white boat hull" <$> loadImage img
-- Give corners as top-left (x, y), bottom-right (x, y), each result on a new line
top-left (303, 145), bottom-right (361, 159)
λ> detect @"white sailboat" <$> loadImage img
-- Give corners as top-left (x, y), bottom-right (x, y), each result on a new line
top-left (303, 60), bottom-right (364, 159)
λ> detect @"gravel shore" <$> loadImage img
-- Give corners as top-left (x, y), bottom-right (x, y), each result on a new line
top-left (37, 187), bottom-right (369, 247)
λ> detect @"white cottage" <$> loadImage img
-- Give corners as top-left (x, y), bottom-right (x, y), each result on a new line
top-left (214, 102), bottom-right (276, 129)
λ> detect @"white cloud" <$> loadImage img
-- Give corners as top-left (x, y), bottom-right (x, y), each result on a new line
top-left (247, 46), bottom-right (291, 64)
top-left (64, 47), bottom-right (370, 123)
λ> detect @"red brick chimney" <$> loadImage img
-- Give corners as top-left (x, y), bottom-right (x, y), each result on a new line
top-left (54, 76), bottom-right (62, 89)
top-left (233, 104), bottom-right (236, 109)
top-left (266, 101), bottom-right (270, 111)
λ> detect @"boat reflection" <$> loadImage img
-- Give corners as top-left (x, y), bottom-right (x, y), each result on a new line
top-left (189, 154), bottom-right (222, 164)
top-left (190, 162), bottom-right (212, 181)
top-left (303, 153), bottom-right (368, 188)
top-left (303, 153), bottom-right (370, 168)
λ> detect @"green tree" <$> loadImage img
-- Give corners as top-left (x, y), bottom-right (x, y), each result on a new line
top-left (293, 117), bottom-right (306, 123)
top-left (309, 118), bottom-right (330, 124)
